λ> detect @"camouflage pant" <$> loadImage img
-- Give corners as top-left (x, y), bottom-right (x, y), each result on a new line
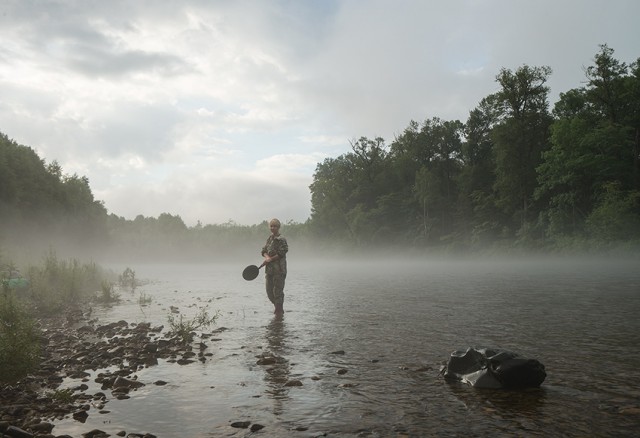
top-left (265, 273), bottom-right (286, 305)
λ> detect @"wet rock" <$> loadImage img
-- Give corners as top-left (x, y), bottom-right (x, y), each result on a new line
top-left (143, 342), bottom-right (158, 353)
top-left (81, 429), bottom-right (109, 438)
top-left (250, 424), bottom-right (265, 432)
top-left (230, 421), bottom-right (251, 428)
top-left (72, 409), bottom-right (89, 422)
top-left (113, 377), bottom-right (145, 389)
top-left (284, 380), bottom-right (303, 387)
top-left (330, 350), bottom-right (345, 355)
top-left (29, 421), bottom-right (54, 433)
top-left (107, 346), bottom-right (125, 357)
top-left (4, 425), bottom-right (34, 438)
top-left (154, 380), bottom-right (168, 386)
top-left (68, 370), bottom-right (91, 379)
top-left (256, 356), bottom-right (278, 365)
top-left (337, 368), bottom-right (348, 375)
top-left (133, 322), bottom-right (151, 331)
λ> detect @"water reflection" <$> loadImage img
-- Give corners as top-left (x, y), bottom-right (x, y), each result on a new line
top-left (447, 382), bottom-right (546, 416)
top-left (262, 316), bottom-right (291, 416)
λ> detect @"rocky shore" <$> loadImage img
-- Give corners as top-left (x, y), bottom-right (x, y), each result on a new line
top-left (0, 307), bottom-right (234, 438)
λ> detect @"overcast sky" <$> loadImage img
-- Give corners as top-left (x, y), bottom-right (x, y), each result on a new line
top-left (1, 1), bottom-right (638, 226)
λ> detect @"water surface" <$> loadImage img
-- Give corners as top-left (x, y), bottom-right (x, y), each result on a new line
top-left (53, 257), bottom-right (640, 437)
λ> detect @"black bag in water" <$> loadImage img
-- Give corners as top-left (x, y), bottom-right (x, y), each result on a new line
top-left (442, 347), bottom-right (546, 389)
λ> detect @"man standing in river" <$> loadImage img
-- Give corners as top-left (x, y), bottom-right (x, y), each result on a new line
top-left (261, 218), bottom-right (288, 316)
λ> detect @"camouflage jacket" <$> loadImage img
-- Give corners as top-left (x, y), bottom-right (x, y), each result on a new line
top-left (261, 234), bottom-right (288, 275)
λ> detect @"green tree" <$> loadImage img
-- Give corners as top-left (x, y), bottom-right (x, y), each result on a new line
top-left (536, 46), bottom-right (639, 243)
top-left (458, 96), bottom-right (502, 245)
top-left (309, 155), bottom-right (358, 242)
top-left (491, 65), bottom-right (553, 237)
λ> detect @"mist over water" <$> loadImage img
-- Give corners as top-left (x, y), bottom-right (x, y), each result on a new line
top-left (50, 256), bottom-right (640, 437)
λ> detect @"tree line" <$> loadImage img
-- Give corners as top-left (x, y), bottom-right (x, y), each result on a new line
top-left (308, 45), bottom-right (640, 252)
top-left (1, 44), bottom-right (639, 260)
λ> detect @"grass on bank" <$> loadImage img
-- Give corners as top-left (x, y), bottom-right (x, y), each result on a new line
top-left (0, 250), bottom-right (120, 384)
top-left (0, 283), bottom-right (40, 382)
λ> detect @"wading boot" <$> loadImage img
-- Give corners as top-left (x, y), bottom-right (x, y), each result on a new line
top-left (275, 303), bottom-right (284, 316)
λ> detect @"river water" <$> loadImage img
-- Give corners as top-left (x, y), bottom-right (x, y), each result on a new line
top-left (52, 256), bottom-right (640, 437)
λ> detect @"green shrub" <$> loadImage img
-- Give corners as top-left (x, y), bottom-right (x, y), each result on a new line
top-left (0, 286), bottom-right (40, 383)
top-left (118, 267), bottom-right (138, 292)
top-left (138, 291), bottom-right (152, 306)
top-left (26, 250), bottom-right (109, 313)
top-left (167, 306), bottom-right (220, 344)
top-left (97, 280), bottom-right (120, 303)
top-left (49, 387), bottom-right (76, 403)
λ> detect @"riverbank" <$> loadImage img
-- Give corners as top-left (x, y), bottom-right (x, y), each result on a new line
top-left (0, 306), bottom-right (251, 438)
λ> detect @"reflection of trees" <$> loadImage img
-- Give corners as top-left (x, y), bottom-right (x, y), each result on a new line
top-left (259, 317), bottom-right (291, 416)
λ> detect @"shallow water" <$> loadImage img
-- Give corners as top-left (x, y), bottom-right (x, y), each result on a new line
top-left (52, 257), bottom-right (640, 437)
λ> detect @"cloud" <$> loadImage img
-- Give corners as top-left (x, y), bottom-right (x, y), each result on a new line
top-left (98, 166), bottom-right (312, 226)
top-left (1, 0), bottom-right (639, 227)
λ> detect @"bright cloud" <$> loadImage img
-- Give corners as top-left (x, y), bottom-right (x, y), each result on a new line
top-left (1, 0), bottom-right (638, 225)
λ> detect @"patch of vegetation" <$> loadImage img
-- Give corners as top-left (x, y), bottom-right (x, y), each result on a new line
top-left (119, 267), bottom-right (138, 292)
top-left (49, 387), bottom-right (76, 403)
top-left (0, 284), bottom-right (40, 383)
top-left (97, 280), bottom-right (120, 304)
top-left (167, 306), bottom-right (220, 344)
top-left (138, 291), bottom-right (152, 306)
top-left (0, 248), bottom-right (114, 383)
top-left (26, 249), bottom-right (110, 314)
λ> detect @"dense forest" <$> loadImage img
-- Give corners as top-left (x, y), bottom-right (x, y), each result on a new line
top-left (310, 45), bottom-right (640, 252)
top-left (1, 45), bottom-right (639, 263)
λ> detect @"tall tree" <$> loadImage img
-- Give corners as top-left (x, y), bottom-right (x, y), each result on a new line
top-left (458, 96), bottom-right (501, 244)
top-left (536, 46), bottom-right (639, 242)
top-left (309, 155), bottom-right (358, 241)
top-left (492, 65), bottom-right (553, 236)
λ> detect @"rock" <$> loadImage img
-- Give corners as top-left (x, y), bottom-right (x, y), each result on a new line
top-left (107, 346), bottom-right (125, 356)
top-left (143, 342), bottom-right (158, 353)
top-left (4, 425), bottom-right (34, 438)
top-left (73, 410), bottom-right (89, 422)
top-left (256, 356), bottom-right (277, 365)
top-left (330, 350), bottom-right (345, 355)
top-left (30, 422), bottom-right (54, 433)
top-left (230, 421), bottom-right (251, 428)
top-left (154, 380), bottom-right (168, 386)
top-left (337, 368), bottom-right (348, 375)
top-left (285, 380), bottom-right (303, 387)
top-left (81, 429), bottom-right (109, 438)
top-left (113, 376), bottom-right (145, 389)
top-left (250, 424), bottom-right (265, 432)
